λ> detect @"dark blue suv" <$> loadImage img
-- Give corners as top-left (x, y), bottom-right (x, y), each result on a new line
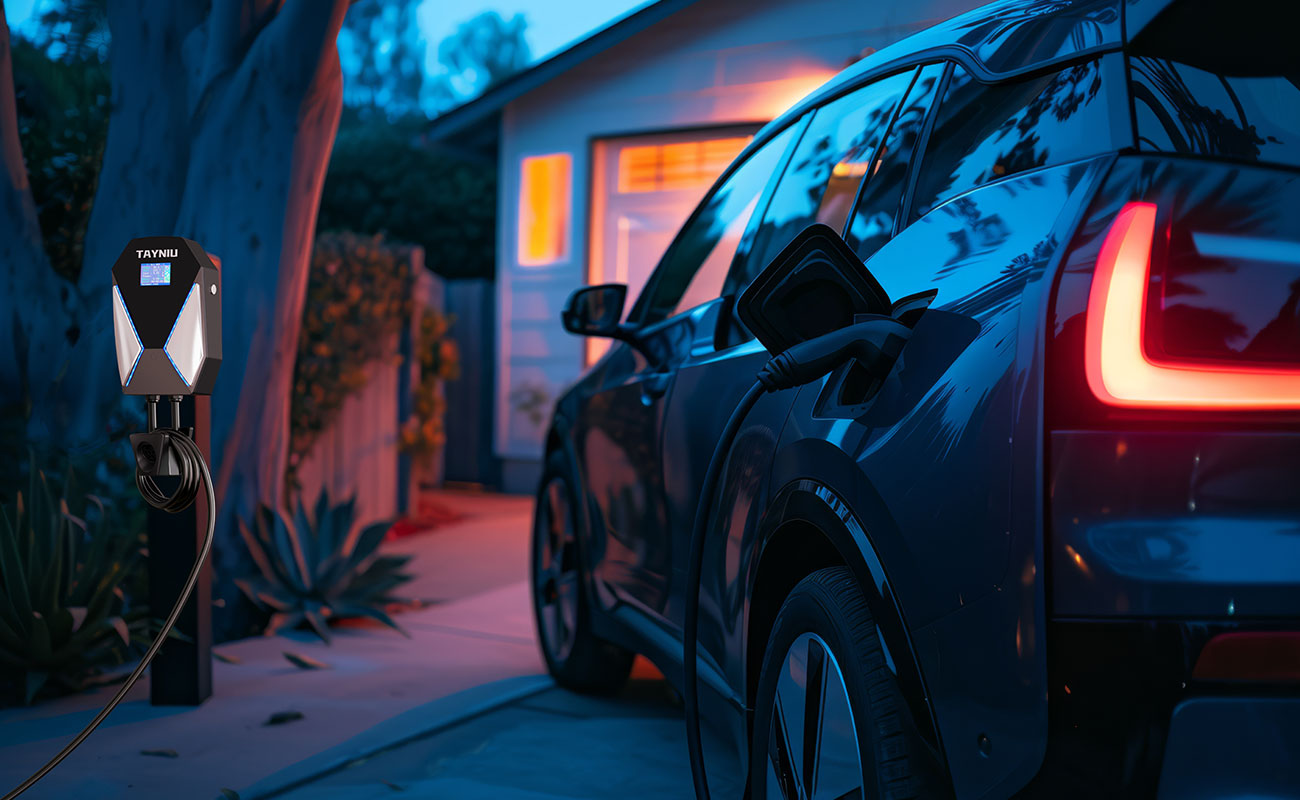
top-left (530, 1), bottom-right (1300, 797)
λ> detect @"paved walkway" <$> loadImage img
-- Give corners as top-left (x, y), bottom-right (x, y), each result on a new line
top-left (0, 492), bottom-right (550, 800)
top-left (385, 490), bottom-right (536, 604)
top-left (275, 663), bottom-right (692, 800)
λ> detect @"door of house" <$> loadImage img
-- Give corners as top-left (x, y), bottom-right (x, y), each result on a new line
top-left (587, 127), bottom-right (756, 364)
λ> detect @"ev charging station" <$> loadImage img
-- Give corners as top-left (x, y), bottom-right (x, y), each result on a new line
top-left (112, 236), bottom-right (222, 396)
top-left (113, 237), bottom-right (221, 707)
top-left (4, 237), bottom-right (223, 800)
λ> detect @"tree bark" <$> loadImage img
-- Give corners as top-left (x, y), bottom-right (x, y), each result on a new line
top-left (0, 2), bottom-right (71, 413)
top-left (175, 0), bottom-right (348, 632)
top-left (73, 0), bottom-right (349, 637)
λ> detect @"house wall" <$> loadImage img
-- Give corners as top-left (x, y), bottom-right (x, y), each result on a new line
top-left (494, 0), bottom-right (980, 491)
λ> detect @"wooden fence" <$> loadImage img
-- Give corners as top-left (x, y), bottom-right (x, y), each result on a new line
top-left (293, 248), bottom-right (444, 529)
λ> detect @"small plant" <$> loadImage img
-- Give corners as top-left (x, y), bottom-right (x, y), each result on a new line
top-left (236, 490), bottom-right (413, 643)
top-left (398, 309), bottom-right (460, 457)
top-left (509, 381), bottom-right (551, 428)
top-left (0, 460), bottom-right (149, 705)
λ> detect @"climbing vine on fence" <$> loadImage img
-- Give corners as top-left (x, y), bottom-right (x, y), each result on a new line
top-left (287, 232), bottom-right (414, 489)
top-left (399, 310), bottom-right (460, 457)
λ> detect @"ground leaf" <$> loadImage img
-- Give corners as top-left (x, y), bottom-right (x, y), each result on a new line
top-left (263, 710), bottom-right (305, 726)
top-left (283, 651), bottom-right (329, 670)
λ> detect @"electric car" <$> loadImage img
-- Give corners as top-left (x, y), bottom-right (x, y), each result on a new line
top-left (530, 0), bottom-right (1300, 797)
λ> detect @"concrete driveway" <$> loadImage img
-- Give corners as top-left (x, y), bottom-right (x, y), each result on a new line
top-left (272, 661), bottom-right (693, 800)
top-left (0, 491), bottom-right (695, 800)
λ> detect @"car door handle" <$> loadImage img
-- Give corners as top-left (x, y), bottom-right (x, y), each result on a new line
top-left (639, 371), bottom-right (672, 403)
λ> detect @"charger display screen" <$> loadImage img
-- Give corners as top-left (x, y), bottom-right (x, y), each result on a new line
top-left (140, 262), bottom-right (172, 286)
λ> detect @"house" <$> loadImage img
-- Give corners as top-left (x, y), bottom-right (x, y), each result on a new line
top-left (429, 0), bottom-right (981, 492)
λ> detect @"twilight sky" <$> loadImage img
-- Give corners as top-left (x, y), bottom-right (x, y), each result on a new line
top-left (6, 0), bottom-right (649, 69)
top-left (421, 0), bottom-right (648, 65)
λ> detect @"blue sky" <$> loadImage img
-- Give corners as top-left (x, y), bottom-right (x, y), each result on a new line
top-left (6, 0), bottom-right (648, 68)
top-left (421, 0), bottom-right (648, 65)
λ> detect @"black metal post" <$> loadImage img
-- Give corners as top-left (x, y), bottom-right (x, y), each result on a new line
top-left (145, 394), bottom-right (212, 705)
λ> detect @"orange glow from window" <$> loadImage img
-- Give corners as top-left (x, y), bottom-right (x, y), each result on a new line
top-left (617, 137), bottom-right (750, 193)
top-left (831, 161), bottom-right (869, 178)
top-left (1084, 202), bottom-right (1300, 408)
top-left (744, 71), bottom-right (837, 121)
top-left (518, 153), bottom-right (571, 266)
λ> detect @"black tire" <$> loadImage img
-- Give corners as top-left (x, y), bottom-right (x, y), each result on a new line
top-left (530, 451), bottom-right (634, 694)
top-left (751, 567), bottom-right (932, 800)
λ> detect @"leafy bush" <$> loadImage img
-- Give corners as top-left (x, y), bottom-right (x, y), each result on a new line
top-left (317, 113), bottom-right (496, 280)
top-left (0, 460), bottom-right (149, 705)
top-left (288, 233), bottom-right (415, 489)
top-left (236, 490), bottom-right (412, 643)
top-left (398, 310), bottom-right (460, 456)
top-left (11, 37), bottom-right (110, 284)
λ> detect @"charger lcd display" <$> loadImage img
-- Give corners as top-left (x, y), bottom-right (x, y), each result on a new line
top-left (140, 262), bottom-right (172, 286)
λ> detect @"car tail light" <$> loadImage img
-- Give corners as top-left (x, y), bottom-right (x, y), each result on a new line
top-left (1069, 159), bottom-right (1300, 412)
top-left (1193, 632), bottom-right (1300, 682)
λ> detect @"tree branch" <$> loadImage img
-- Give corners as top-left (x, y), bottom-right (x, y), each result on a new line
top-left (200, 0), bottom-right (283, 93)
top-left (0, 1), bottom-right (30, 202)
top-left (263, 0), bottom-right (349, 95)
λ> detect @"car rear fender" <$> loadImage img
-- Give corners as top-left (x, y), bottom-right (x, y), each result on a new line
top-left (746, 445), bottom-right (948, 772)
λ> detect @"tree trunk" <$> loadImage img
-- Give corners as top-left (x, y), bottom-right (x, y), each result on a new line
top-left (0, 2), bottom-right (71, 415)
top-left (175, 2), bottom-right (348, 634)
top-left (73, 0), bottom-right (349, 638)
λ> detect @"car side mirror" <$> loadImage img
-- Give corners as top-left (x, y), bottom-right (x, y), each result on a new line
top-left (562, 283), bottom-right (629, 338)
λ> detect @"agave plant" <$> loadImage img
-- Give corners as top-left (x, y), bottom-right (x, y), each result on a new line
top-left (0, 461), bottom-right (150, 705)
top-left (236, 490), bottom-right (412, 643)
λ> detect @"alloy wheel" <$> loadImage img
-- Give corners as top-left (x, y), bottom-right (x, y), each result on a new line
top-left (765, 632), bottom-right (864, 800)
top-left (536, 477), bottom-right (580, 664)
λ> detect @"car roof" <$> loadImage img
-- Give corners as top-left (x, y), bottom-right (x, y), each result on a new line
top-left (741, 0), bottom-right (1171, 163)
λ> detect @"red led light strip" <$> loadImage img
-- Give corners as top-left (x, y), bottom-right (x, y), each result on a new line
top-left (1084, 202), bottom-right (1300, 409)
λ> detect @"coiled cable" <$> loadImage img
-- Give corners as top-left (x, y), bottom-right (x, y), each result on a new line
top-left (135, 432), bottom-right (205, 512)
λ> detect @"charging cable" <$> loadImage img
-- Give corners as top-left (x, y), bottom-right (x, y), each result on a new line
top-left (682, 314), bottom-right (910, 800)
top-left (3, 398), bottom-right (215, 800)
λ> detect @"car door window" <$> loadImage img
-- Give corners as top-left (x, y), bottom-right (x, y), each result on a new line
top-left (732, 69), bottom-right (916, 294)
top-left (844, 62), bottom-right (947, 264)
top-left (633, 125), bottom-right (796, 325)
top-left (909, 58), bottom-right (1115, 221)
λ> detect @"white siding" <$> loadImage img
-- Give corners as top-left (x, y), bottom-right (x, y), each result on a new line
top-left (495, 0), bottom-right (981, 462)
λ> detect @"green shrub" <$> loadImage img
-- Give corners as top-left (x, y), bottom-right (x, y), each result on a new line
top-left (398, 310), bottom-right (460, 456)
top-left (11, 37), bottom-right (110, 284)
top-left (235, 490), bottom-right (412, 643)
top-left (0, 460), bottom-right (149, 705)
top-left (287, 232), bottom-right (415, 491)
top-left (318, 113), bottom-right (496, 281)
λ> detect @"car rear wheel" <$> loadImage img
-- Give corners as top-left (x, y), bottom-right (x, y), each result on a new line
top-left (531, 453), bottom-right (634, 694)
top-left (751, 567), bottom-right (926, 800)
